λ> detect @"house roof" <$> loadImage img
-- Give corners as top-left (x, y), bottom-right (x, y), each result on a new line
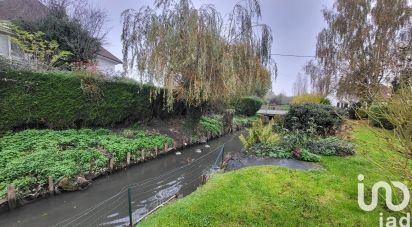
top-left (98, 47), bottom-right (123, 64)
top-left (0, 0), bottom-right (122, 65)
top-left (0, 0), bottom-right (48, 21)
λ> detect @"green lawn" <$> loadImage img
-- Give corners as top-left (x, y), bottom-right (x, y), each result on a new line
top-left (139, 122), bottom-right (411, 226)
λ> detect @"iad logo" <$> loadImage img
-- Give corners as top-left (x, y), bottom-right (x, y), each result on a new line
top-left (358, 174), bottom-right (411, 227)
top-left (358, 174), bottom-right (410, 211)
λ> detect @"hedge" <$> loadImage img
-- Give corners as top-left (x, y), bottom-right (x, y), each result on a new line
top-left (284, 103), bottom-right (346, 135)
top-left (291, 94), bottom-right (331, 105)
top-left (233, 96), bottom-right (263, 116)
top-left (0, 70), bottom-right (185, 131)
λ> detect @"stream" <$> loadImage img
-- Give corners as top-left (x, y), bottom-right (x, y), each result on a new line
top-left (0, 131), bottom-right (244, 227)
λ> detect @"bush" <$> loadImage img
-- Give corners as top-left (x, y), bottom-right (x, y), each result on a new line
top-left (249, 143), bottom-right (292, 159)
top-left (233, 96), bottom-right (263, 116)
top-left (0, 70), bottom-right (185, 132)
top-left (291, 94), bottom-right (330, 105)
top-left (320, 97), bottom-right (331, 105)
top-left (0, 128), bottom-right (172, 198)
top-left (239, 119), bottom-right (280, 150)
top-left (232, 115), bottom-right (258, 127)
top-left (368, 104), bottom-right (395, 130)
top-left (248, 143), bottom-right (320, 162)
top-left (293, 148), bottom-right (321, 162)
top-left (284, 104), bottom-right (346, 136)
top-left (348, 102), bottom-right (368, 120)
top-left (199, 115), bottom-right (224, 137)
top-left (306, 137), bottom-right (354, 156)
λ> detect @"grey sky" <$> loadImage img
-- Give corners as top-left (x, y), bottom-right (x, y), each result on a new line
top-left (90, 0), bottom-right (333, 96)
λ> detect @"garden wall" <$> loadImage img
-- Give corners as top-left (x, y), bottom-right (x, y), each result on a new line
top-left (0, 70), bottom-right (185, 131)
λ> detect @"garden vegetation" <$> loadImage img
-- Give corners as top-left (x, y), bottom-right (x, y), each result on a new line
top-left (232, 96), bottom-right (264, 116)
top-left (0, 128), bottom-right (172, 199)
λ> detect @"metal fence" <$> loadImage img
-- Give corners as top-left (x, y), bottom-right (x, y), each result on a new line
top-left (55, 144), bottom-right (226, 227)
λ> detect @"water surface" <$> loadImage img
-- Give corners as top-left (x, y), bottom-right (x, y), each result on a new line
top-left (0, 131), bottom-right (244, 227)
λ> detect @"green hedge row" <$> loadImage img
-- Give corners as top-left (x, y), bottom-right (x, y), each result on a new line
top-left (233, 96), bottom-right (263, 116)
top-left (0, 70), bottom-right (185, 131)
top-left (284, 104), bottom-right (346, 136)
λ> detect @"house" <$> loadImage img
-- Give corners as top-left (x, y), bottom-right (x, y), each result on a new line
top-left (0, 0), bottom-right (122, 73)
top-left (95, 48), bottom-right (123, 73)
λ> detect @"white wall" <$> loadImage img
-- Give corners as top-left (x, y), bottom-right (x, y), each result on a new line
top-left (96, 56), bottom-right (117, 74)
top-left (0, 34), bottom-right (10, 58)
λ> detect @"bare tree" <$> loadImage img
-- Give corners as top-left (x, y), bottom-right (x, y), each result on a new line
top-left (40, 0), bottom-right (108, 42)
top-left (304, 59), bottom-right (334, 96)
top-left (313, 0), bottom-right (411, 102)
top-left (293, 73), bottom-right (308, 96)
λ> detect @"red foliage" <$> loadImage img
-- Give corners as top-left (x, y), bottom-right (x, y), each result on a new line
top-left (293, 148), bottom-right (301, 158)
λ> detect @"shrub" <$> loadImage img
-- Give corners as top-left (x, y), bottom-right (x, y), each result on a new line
top-left (239, 119), bottom-right (280, 150)
top-left (368, 104), bottom-right (395, 130)
top-left (0, 70), bottom-right (185, 132)
top-left (0, 128), bottom-right (172, 198)
top-left (233, 96), bottom-right (263, 116)
top-left (199, 115), bottom-right (224, 137)
top-left (280, 128), bottom-right (313, 150)
top-left (293, 148), bottom-right (321, 162)
top-left (291, 94), bottom-right (330, 105)
top-left (249, 143), bottom-right (292, 159)
top-left (284, 104), bottom-right (346, 136)
top-left (232, 115), bottom-right (258, 127)
top-left (348, 102), bottom-right (368, 120)
top-left (320, 97), bottom-right (331, 105)
top-left (306, 137), bottom-right (354, 156)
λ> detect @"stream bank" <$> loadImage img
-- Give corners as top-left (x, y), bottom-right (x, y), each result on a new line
top-left (0, 130), bottom-right (245, 227)
top-left (0, 116), bottom-right (252, 212)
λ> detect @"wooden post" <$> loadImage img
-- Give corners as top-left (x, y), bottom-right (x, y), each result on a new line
top-left (173, 140), bottom-right (177, 150)
top-left (126, 152), bottom-right (131, 166)
top-left (220, 146), bottom-right (225, 168)
top-left (7, 184), bottom-right (16, 210)
top-left (48, 176), bottom-right (54, 196)
top-left (201, 175), bottom-right (208, 185)
top-left (175, 192), bottom-right (183, 199)
top-left (141, 150), bottom-right (145, 161)
top-left (164, 143), bottom-right (168, 153)
top-left (128, 188), bottom-right (133, 226)
top-left (109, 157), bottom-right (114, 172)
top-left (155, 146), bottom-right (158, 156)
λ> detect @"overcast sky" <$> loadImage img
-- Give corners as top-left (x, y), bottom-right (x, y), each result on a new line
top-left (90, 0), bottom-right (333, 96)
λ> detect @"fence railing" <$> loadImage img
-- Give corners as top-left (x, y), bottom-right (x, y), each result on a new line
top-left (260, 104), bottom-right (290, 111)
top-left (55, 144), bottom-right (226, 227)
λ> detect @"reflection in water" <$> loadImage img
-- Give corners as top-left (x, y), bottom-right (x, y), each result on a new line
top-left (102, 177), bottom-right (183, 226)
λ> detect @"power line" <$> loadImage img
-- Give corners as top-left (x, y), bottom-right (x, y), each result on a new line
top-left (271, 53), bottom-right (315, 58)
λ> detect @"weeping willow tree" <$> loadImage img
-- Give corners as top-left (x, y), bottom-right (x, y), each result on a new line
top-left (311, 0), bottom-right (411, 102)
top-left (121, 0), bottom-right (275, 109)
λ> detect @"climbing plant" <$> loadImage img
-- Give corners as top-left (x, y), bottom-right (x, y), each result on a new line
top-left (121, 0), bottom-right (275, 109)
top-left (9, 25), bottom-right (71, 69)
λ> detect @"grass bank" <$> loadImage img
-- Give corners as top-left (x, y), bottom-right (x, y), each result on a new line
top-left (139, 121), bottom-right (411, 226)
